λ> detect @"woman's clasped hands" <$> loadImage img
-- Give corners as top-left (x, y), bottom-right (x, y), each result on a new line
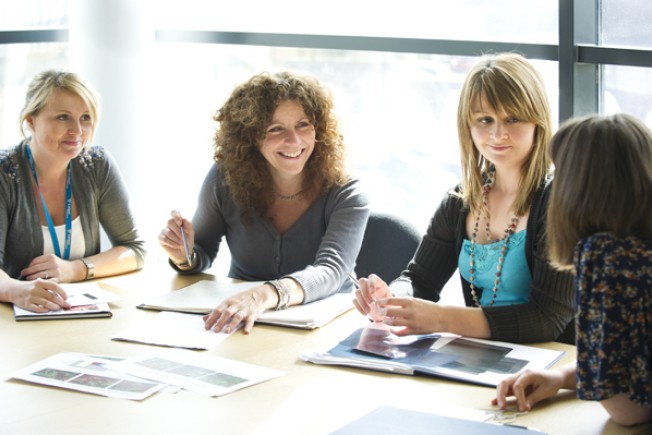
top-left (352, 273), bottom-right (444, 336)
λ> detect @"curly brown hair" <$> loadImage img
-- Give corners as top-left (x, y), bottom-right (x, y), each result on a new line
top-left (213, 71), bottom-right (348, 221)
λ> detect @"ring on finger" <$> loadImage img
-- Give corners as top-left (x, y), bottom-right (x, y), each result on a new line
top-left (44, 271), bottom-right (49, 279)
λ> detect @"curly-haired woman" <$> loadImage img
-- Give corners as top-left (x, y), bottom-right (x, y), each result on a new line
top-left (159, 71), bottom-right (369, 334)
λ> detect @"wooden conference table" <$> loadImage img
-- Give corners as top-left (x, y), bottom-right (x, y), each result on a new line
top-left (0, 265), bottom-right (649, 435)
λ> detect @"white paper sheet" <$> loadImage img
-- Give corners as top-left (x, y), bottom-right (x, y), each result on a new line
top-left (112, 312), bottom-right (236, 350)
top-left (108, 349), bottom-right (285, 397)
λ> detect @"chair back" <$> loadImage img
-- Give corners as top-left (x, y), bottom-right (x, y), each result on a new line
top-left (355, 211), bottom-right (421, 283)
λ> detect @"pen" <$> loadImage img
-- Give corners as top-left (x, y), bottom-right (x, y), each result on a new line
top-left (349, 272), bottom-right (384, 322)
top-left (347, 272), bottom-right (360, 289)
top-left (180, 224), bottom-right (192, 265)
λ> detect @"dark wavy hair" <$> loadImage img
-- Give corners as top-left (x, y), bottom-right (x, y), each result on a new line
top-left (547, 113), bottom-right (652, 268)
top-left (213, 71), bottom-right (348, 221)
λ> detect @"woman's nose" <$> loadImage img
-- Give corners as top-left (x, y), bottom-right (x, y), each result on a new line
top-left (490, 122), bottom-right (508, 140)
top-left (68, 121), bottom-right (83, 135)
top-left (285, 129), bottom-right (300, 144)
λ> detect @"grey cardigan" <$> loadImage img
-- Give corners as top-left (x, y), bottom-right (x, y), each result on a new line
top-left (0, 142), bottom-right (146, 278)
top-left (171, 164), bottom-right (370, 304)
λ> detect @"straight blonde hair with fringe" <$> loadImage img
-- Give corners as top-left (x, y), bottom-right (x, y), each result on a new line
top-left (457, 52), bottom-right (553, 216)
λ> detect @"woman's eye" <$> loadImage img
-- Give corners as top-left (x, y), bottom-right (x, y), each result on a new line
top-left (81, 114), bottom-right (92, 122)
top-left (267, 126), bottom-right (283, 133)
top-left (57, 114), bottom-right (70, 121)
top-left (506, 117), bottom-right (520, 124)
top-left (478, 117), bottom-right (494, 125)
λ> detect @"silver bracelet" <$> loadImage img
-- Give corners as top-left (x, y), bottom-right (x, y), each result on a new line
top-left (266, 279), bottom-right (290, 311)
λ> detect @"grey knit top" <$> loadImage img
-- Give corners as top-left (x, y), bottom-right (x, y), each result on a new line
top-left (0, 142), bottom-right (146, 278)
top-left (171, 164), bottom-right (370, 304)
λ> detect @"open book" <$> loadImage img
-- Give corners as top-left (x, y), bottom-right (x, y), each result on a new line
top-left (137, 280), bottom-right (353, 329)
top-left (300, 323), bottom-right (565, 387)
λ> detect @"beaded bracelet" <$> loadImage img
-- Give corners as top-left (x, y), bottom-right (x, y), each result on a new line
top-left (265, 279), bottom-right (291, 311)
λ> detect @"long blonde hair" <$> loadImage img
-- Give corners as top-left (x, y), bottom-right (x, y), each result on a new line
top-left (457, 53), bottom-right (553, 216)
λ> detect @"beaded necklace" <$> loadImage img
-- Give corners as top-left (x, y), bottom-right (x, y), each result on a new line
top-left (272, 189), bottom-right (303, 201)
top-left (469, 169), bottom-right (520, 307)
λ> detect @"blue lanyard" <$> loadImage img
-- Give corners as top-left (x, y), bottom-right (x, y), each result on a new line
top-left (25, 146), bottom-right (73, 260)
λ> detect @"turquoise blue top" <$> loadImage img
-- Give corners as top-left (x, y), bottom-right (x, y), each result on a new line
top-left (458, 230), bottom-right (530, 306)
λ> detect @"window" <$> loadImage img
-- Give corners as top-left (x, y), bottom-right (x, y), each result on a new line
top-left (1, 1), bottom-right (650, 263)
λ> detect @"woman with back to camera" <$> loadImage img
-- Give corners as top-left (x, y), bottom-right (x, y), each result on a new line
top-left (159, 71), bottom-right (370, 334)
top-left (354, 52), bottom-right (575, 343)
top-left (0, 70), bottom-right (146, 313)
top-left (494, 113), bottom-right (652, 426)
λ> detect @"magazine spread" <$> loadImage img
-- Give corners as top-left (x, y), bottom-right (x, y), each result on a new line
top-left (107, 349), bottom-right (286, 397)
top-left (300, 323), bottom-right (565, 387)
top-left (7, 352), bottom-right (167, 400)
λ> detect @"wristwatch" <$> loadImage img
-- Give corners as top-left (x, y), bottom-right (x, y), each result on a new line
top-left (80, 258), bottom-right (95, 280)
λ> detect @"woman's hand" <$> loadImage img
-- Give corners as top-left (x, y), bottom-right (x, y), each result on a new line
top-left (376, 297), bottom-right (444, 336)
top-left (159, 210), bottom-right (195, 265)
top-left (11, 279), bottom-right (71, 312)
top-left (492, 368), bottom-right (570, 412)
top-left (203, 283), bottom-right (278, 334)
top-left (352, 273), bottom-right (391, 322)
top-left (21, 253), bottom-right (77, 282)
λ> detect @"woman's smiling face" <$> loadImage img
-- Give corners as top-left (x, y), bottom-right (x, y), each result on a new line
top-left (259, 99), bottom-right (316, 182)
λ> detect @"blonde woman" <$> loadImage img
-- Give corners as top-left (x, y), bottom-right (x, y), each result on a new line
top-left (0, 70), bottom-right (145, 312)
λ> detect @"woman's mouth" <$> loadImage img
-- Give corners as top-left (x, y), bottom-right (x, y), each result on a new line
top-left (279, 149), bottom-right (303, 159)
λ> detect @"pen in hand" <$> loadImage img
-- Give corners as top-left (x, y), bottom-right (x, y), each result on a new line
top-left (179, 222), bottom-right (192, 265)
top-left (349, 272), bottom-right (383, 322)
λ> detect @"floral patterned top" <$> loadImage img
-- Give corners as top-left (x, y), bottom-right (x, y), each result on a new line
top-left (574, 232), bottom-right (652, 407)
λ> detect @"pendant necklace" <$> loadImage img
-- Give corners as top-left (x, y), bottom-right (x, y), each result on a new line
top-left (468, 168), bottom-right (520, 307)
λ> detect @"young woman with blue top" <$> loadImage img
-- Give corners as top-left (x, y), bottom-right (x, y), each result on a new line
top-left (494, 113), bottom-right (652, 427)
top-left (353, 53), bottom-right (574, 344)
top-left (0, 70), bottom-right (146, 313)
top-left (159, 71), bottom-right (369, 335)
